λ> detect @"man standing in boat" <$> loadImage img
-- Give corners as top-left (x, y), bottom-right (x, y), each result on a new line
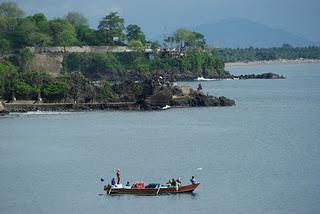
top-left (116, 169), bottom-right (121, 184)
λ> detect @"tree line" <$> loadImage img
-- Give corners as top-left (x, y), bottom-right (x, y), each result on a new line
top-left (0, 2), bottom-right (152, 51)
top-left (215, 44), bottom-right (320, 62)
top-left (0, 1), bottom-right (211, 52)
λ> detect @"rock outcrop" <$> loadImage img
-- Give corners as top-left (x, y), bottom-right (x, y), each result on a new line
top-left (234, 72), bottom-right (285, 79)
top-left (125, 79), bottom-right (236, 110)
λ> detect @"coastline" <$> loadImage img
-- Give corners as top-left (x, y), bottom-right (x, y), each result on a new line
top-left (2, 102), bottom-right (141, 113)
top-left (225, 59), bottom-right (320, 67)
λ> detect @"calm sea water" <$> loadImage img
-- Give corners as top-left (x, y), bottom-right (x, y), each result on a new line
top-left (1, 63), bottom-right (320, 214)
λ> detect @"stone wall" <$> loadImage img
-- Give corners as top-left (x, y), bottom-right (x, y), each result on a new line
top-left (27, 46), bottom-right (153, 54)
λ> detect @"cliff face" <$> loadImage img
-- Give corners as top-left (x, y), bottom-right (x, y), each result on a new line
top-left (27, 53), bottom-right (63, 77)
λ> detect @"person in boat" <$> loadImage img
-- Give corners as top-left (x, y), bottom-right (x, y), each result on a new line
top-left (111, 178), bottom-right (116, 186)
top-left (171, 179), bottom-right (177, 187)
top-left (165, 180), bottom-right (171, 187)
top-left (116, 169), bottom-right (120, 184)
top-left (124, 181), bottom-right (131, 189)
top-left (190, 176), bottom-right (196, 184)
top-left (176, 178), bottom-right (182, 186)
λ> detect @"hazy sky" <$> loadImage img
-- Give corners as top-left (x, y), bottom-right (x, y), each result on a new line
top-left (5, 0), bottom-right (320, 41)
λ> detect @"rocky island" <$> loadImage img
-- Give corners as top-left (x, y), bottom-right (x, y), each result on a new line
top-left (232, 72), bottom-right (285, 80)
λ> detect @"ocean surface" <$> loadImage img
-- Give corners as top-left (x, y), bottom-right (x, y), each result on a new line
top-left (1, 63), bottom-right (320, 214)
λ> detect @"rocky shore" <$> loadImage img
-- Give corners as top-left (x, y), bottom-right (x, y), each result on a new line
top-left (3, 102), bottom-right (140, 112)
top-left (1, 80), bottom-right (235, 113)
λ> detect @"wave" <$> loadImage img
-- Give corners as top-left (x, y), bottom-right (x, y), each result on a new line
top-left (10, 110), bottom-right (70, 115)
top-left (194, 77), bottom-right (217, 81)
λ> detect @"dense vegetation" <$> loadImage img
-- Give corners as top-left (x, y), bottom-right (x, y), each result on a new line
top-left (215, 45), bottom-right (320, 62)
top-left (0, 60), bottom-right (118, 102)
top-left (62, 49), bottom-right (225, 81)
top-left (0, 1), bottom-right (227, 102)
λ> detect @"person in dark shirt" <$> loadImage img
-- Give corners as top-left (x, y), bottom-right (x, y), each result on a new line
top-left (176, 178), bottom-right (182, 186)
top-left (111, 178), bottom-right (116, 186)
top-left (171, 179), bottom-right (176, 186)
top-left (190, 176), bottom-right (196, 184)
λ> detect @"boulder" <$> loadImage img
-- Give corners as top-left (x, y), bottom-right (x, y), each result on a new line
top-left (219, 96), bottom-right (236, 106)
top-left (180, 85), bottom-right (191, 96)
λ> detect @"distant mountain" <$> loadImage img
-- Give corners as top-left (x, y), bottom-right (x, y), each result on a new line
top-left (190, 18), bottom-right (316, 48)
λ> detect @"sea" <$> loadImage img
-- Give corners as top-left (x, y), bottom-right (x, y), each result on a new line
top-left (1, 63), bottom-right (320, 214)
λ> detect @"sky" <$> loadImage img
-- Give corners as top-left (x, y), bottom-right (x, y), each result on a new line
top-left (4, 0), bottom-right (320, 42)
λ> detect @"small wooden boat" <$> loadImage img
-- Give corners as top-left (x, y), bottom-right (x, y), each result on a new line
top-left (104, 183), bottom-right (200, 195)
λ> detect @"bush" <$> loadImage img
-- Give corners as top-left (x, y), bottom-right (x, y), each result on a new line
top-left (14, 80), bottom-right (35, 99)
top-left (42, 81), bottom-right (69, 101)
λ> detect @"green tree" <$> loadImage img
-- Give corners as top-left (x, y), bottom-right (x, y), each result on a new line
top-left (0, 61), bottom-right (18, 100)
top-left (64, 12), bottom-right (88, 27)
top-left (66, 71), bottom-right (94, 102)
top-left (0, 2), bottom-right (25, 18)
top-left (13, 16), bottom-right (38, 47)
top-left (173, 28), bottom-right (206, 49)
top-left (49, 19), bottom-right (78, 46)
top-left (174, 28), bottom-right (190, 49)
top-left (97, 79), bottom-right (113, 101)
top-left (31, 13), bottom-right (49, 32)
top-left (75, 24), bottom-right (98, 45)
top-left (14, 79), bottom-right (34, 99)
top-left (28, 32), bottom-right (52, 47)
top-left (9, 48), bottom-right (34, 71)
top-left (22, 71), bottom-right (51, 101)
top-left (0, 38), bottom-right (10, 53)
top-left (126, 24), bottom-right (146, 44)
top-left (9, 14), bottom-right (52, 48)
top-left (42, 80), bottom-right (69, 102)
top-left (0, 14), bottom-right (18, 33)
top-left (98, 12), bottom-right (125, 45)
top-left (128, 39), bottom-right (144, 51)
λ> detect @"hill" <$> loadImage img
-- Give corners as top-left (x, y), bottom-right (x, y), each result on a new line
top-left (191, 17), bottom-right (316, 48)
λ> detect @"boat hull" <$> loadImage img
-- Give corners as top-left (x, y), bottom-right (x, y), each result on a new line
top-left (104, 183), bottom-right (200, 195)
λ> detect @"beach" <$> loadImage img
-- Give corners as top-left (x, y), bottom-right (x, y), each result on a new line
top-left (225, 59), bottom-right (320, 67)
